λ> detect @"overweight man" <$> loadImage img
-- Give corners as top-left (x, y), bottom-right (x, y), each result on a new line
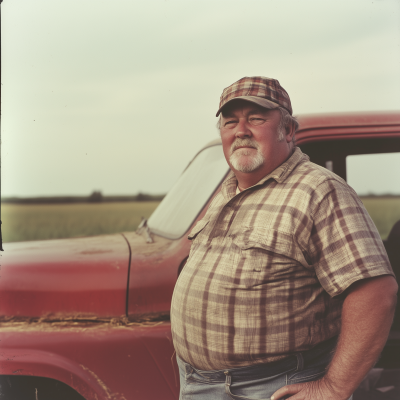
top-left (171, 76), bottom-right (397, 400)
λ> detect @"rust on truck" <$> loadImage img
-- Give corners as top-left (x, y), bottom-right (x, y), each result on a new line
top-left (0, 312), bottom-right (171, 332)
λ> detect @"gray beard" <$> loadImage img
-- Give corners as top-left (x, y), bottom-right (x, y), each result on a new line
top-left (229, 140), bottom-right (265, 173)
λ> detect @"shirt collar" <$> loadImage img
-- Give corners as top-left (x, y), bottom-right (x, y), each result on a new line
top-left (221, 147), bottom-right (309, 200)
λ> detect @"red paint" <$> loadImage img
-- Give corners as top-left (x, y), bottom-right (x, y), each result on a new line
top-left (0, 235), bottom-right (130, 317)
top-left (0, 323), bottom-right (178, 400)
top-left (296, 111), bottom-right (400, 144)
top-left (127, 235), bottom-right (190, 317)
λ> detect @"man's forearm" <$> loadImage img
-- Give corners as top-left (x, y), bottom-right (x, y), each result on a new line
top-left (272, 275), bottom-right (398, 400)
top-left (323, 275), bottom-right (397, 398)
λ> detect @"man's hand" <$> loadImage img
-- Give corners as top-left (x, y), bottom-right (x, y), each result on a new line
top-left (271, 377), bottom-right (344, 400)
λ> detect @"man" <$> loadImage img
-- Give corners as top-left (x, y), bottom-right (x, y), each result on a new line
top-left (171, 76), bottom-right (397, 400)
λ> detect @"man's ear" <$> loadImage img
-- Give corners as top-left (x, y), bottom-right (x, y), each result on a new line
top-left (285, 120), bottom-right (296, 143)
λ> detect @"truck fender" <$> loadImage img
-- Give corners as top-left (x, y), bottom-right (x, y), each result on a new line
top-left (0, 348), bottom-right (111, 400)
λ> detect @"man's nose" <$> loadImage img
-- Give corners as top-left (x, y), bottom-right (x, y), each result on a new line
top-left (235, 119), bottom-right (252, 138)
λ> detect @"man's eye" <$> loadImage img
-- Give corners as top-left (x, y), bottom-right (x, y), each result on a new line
top-left (224, 121), bottom-right (236, 126)
top-left (249, 118), bottom-right (265, 125)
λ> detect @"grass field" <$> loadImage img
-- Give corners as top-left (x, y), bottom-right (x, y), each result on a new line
top-left (1, 202), bottom-right (160, 243)
top-left (360, 196), bottom-right (400, 240)
top-left (1, 197), bottom-right (399, 243)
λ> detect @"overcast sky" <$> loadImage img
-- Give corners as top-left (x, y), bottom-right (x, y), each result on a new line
top-left (2, 0), bottom-right (400, 197)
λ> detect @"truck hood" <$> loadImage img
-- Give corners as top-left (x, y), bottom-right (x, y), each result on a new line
top-left (0, 234), bottom-right (130, 318)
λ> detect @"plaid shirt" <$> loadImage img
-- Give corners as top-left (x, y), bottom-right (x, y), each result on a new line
top-left (171, 147), bottom-right (393, 370)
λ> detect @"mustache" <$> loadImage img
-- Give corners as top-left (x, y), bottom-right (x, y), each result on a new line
top-left (230, 138), bottom-right (259, 154)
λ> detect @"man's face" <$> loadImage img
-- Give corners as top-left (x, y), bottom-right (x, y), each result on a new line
top-left (220, 100), bottom-right (289, 176)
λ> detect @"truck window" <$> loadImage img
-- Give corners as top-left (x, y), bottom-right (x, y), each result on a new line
top-left (347, 152), bottom-right (400, 240)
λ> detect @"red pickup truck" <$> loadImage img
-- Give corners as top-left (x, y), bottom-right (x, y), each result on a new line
top-left (1, 111), bottom-right (399, 400)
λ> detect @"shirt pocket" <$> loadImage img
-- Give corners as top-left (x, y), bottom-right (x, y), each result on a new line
top-left (230, 227), bottom-right (300, 287)
top-left (187, 219), bottom-right (210, 255)
top-left (188, 219), bottom-right (209, 241)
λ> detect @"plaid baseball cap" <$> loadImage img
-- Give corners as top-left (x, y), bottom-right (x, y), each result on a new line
top-left (216, 76), bottom-right (292, 116)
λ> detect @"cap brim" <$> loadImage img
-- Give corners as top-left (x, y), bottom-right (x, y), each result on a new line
top-left (216, 96), bottom-right (280, 117)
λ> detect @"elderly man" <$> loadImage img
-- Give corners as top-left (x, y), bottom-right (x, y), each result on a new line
top-left (171, 76), bottom-right (397, 400)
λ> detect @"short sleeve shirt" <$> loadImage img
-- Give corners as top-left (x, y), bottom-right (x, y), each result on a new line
top-left (170, 147), bottom-right (393, 371)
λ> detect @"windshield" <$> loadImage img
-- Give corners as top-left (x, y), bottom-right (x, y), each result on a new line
top-left (148, 144), bottom-right (229, 239)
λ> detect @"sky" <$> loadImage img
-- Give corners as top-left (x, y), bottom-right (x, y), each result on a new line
top-left (2, 0), bottom-right (400, 197)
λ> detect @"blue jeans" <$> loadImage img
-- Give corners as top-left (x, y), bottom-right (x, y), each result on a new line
top-left (177, 336), bottom-right (352, 400)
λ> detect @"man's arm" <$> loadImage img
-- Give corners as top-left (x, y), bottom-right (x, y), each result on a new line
top-left (271, 275), bottom-right (398, 400)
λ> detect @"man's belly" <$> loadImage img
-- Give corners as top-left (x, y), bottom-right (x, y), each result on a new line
top-left (170, 243), bottom-right (342, 371)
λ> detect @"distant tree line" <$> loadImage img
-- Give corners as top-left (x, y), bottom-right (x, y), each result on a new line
top-left (1, 191), bottom-right (165, 204)
top-left (359, 194), bottom-right (400, 198)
